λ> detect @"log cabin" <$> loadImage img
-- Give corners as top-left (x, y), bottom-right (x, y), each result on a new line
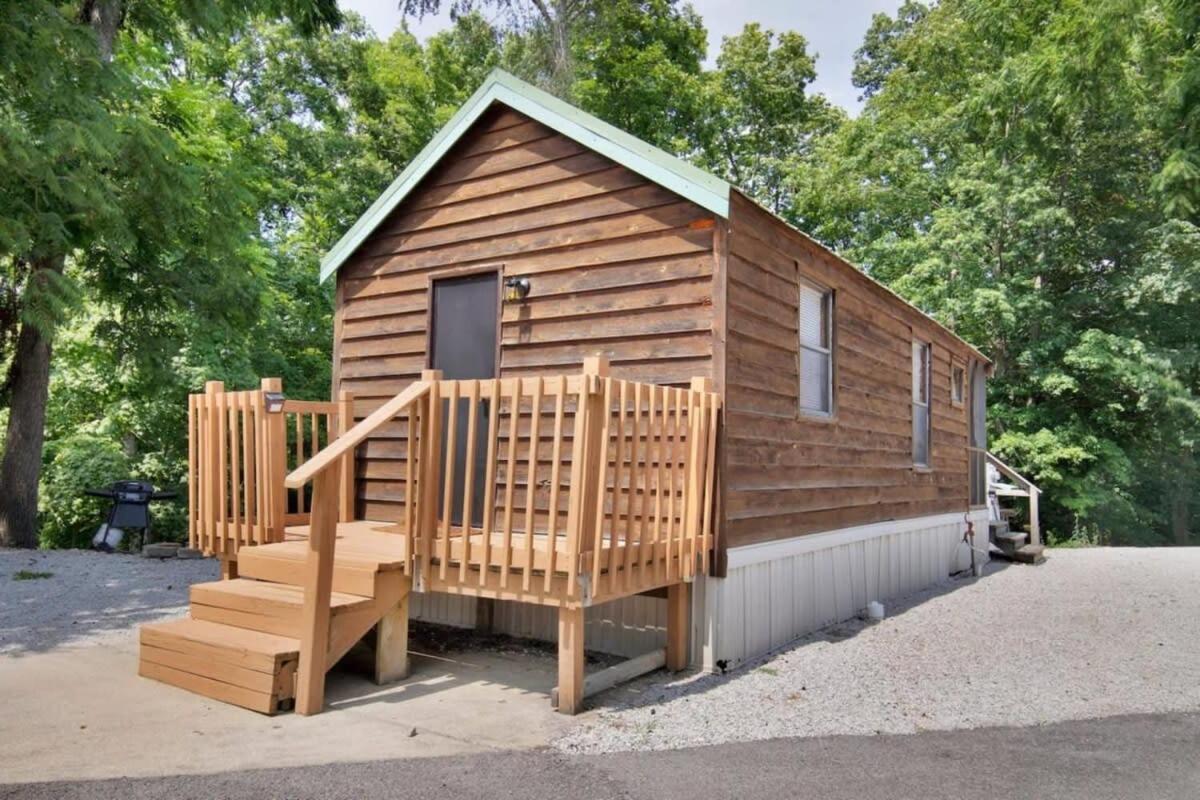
top-left (139, 69), bottom-right (1013, 717)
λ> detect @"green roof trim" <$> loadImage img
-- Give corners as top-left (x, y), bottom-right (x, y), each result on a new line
top-left (319, 69), bottom-right (730, 282)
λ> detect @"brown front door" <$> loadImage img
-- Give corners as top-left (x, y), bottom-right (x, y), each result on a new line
top-left (429, 272), bottom-right (498, 527)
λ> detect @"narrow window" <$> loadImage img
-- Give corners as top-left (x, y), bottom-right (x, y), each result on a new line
top-left (951, 361), bottom-right (965, 406)
top-left (968, 361), bottom-right (987, 505)
top-left (912, 340), bottom-right (932, 466)
top-left (798, 279), bottom-right (833, 415)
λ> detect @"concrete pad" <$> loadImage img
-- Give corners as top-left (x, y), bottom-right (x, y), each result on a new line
top-left (0, 624), bottom-right (574, 784)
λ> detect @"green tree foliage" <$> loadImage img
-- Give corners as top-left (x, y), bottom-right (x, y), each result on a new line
top-left (39, 432), bottom-right (129, 549)
top-left (792, 0), bottom-right (1199, 545)
top-left (28, 11), bottom-right (502, 546)
top-left (570, 0), bottom-right (707, 152)
top-left (688, 24), bottom-right (843, 213)
top-left (8, 0), bottom-right (1192, 551)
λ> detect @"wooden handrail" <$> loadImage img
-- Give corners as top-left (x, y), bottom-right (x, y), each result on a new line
top-left (292, 378), bottom-right (433, 715)
top-left (289, 363), bottom-right (721, 713)
top-left (986, 451), bottom-right (1039, 494)
top-left (986, 451), bottom-right (1041, 547)
top-left (285, 380), bottom-right (432, 490)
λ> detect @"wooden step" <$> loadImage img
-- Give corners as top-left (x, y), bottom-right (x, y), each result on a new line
top-left (1013, 544), bottom-right (1047, 565)
top-left (237, 546), bottom-right (387, 597)
top-left (138, 618), bottom-right (299, 715)
top-left (190, 579), bottom-right (374, 638)
top-left (236, 524), bottom-right (408, 597)
top-left (994, 529), bottom-right (1029, 552)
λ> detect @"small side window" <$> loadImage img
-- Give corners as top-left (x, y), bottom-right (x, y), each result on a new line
top-left (951, 360), bottom-right (965, 406)
top-left (798, 279), bottom-right (834, 416)
top-left (912, 340), bottom-right (932, 466)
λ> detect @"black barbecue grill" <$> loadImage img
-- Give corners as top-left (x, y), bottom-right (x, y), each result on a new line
top-left (85, 480), bottom-right (177, 552)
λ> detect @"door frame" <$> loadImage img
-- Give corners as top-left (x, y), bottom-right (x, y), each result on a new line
top-left (423, 263), bottom-right (504, 376)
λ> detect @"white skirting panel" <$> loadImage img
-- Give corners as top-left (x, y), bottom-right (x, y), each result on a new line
top-left (700, 509), bottom-right (988, 672)
top-left (489, 595), bottom-right (666, 659)
top-left (403, 509), bottom-right (987, 667)
top-left (409, 590), bottom-right (477, 628)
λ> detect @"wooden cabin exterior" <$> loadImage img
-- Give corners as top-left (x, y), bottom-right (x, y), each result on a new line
top-left (140, 70), bottom-right (1000, 717)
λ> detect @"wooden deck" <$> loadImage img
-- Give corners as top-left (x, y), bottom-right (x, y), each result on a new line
top-left (276, 520), bottom-right (697, 604)
top-left (161, 358), bottom-right (720, 715)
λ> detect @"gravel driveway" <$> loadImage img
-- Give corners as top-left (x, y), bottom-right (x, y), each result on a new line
top-left (556, 548), bottom-right (1200, 753)
top-left (0, 549), bottom-right (218, 655)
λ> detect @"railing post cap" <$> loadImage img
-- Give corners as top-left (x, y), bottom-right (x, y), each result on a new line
top-left (261, 377), bottom-right (282, 391)
top-left (421, 369), bottom-right (443, 381)
top-left (690, 377), bottom-right (713, 392)
top-left (582, 355), bottom-right (610, 376)
top-left (205, 380), bottom-right (225, 394)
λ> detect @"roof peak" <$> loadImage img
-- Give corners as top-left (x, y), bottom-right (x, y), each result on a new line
top-left (319, 68), bottom-right (730, 282)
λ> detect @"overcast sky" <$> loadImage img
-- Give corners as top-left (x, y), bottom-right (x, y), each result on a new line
top-left (340, 0), bottom-right (904, 114)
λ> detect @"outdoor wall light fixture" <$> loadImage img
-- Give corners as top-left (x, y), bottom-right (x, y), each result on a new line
top-left (263, 391), bottom-right (286, 414)
top-left (504, 276), bottom-right (531, 302)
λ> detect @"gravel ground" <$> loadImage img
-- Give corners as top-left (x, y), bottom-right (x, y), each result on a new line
top-left (0, 548), bottom-right (218, 656)
top-left (556, 548), bottom-right (1200, 753)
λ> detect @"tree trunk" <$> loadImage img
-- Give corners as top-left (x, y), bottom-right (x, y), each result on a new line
top-left (1172, 484), bottom-right (1192, 546)
top-left (0, 255), bottom-right (64, 548)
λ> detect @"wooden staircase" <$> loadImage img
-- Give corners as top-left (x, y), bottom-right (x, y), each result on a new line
top-left (989, 514), bottom-right (1046, 565)
top-left (139, 522), bottom-right (411, 715)
top-left (164, 362), bottom-right (721, 716)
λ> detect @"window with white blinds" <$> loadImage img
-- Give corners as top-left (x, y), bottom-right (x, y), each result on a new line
top-left (798, 280), bottom-right (833, 415)
top-left (912, 340), bottom-right (931, 466)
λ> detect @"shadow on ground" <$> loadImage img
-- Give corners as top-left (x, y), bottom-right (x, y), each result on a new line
top-left (324, 620), bottom-right (620, 711)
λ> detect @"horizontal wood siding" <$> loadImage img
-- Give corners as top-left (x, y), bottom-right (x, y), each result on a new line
top-left (723, 191), bottom-right (977, 549)
top-left (334, 105), bottom-right (716, 522)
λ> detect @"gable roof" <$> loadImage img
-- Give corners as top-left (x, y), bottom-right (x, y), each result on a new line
top-left (319, 69), bottom-right (731, 282)
top-left (317, 69), bottom-right (988, 365)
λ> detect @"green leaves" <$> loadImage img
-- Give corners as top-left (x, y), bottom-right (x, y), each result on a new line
top-left (794, 0), bottom-right (1200, 544)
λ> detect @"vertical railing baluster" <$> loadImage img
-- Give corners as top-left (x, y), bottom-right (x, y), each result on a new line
top-left (480, 379), bottom-right (500, 587)
top-left (521, 377), bottom-right (543, 591)
top-left (187, 393), bottom-right (197, 551)
top-left (438, 380), bottom-right (459, 581)
top-left (460, 380), bottom-right (480, 583)
top-left (338, 391), bottom-right (355, 524)
top-left (543, 377), bottom-right (566, 593)
top-left (229, 394), bottom-right (242, 551)
top-left (652, 386), bottom-right (667, 583)
top-left (420, 370), bottom-right (443, 587)
top-left (606, 380), bottom-right (627, 595)
top-left (589, 375), bottom-right (613, 594)
top-left (500, 379), bottom-right (520, 589)
top-left (623, 382), bottom-right (642, 591)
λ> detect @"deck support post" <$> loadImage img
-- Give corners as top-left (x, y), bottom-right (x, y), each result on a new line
top-left (219, 557), bottom-right (238, 581)
top-left (295, 462), bottom-right (340, 716)
top-left (374, 593), bottom-right (410, 684)
top-left (204, 381), bottom-right (224, 560)
top-left (557, 605), bottom-right (586, 714)
top-left (666, 582), bottom-right (689, 671)
top-left (1028, 489), bottom-right (1041, 546)
top-left (418, 370), bottom-right (443, 584)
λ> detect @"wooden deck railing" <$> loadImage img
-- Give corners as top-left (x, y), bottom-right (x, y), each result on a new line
top-left (986, 451), bottom-right (1041, 546)
top-left (191, 358), bottom-right (721, 714)
top-left (187, 378), bottom-right (354, 557)
top-left (414, 359), bottom-right (720, 603)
